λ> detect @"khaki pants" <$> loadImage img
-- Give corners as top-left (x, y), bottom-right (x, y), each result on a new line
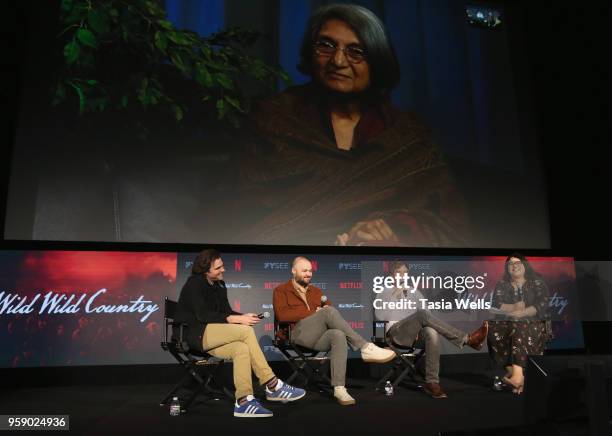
top-left (202, 324), bottom-right (275, 399)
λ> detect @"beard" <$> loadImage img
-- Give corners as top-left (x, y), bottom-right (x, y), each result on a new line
top-left (295, 276), bottom-right (310, 287)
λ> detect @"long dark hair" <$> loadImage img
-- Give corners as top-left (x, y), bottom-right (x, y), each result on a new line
top-left (502, 253), bottom-right (540, 282)
top-left (192, 249), bottom-right (221, 275)
top-left (298, 4), bottom-right (400, 98)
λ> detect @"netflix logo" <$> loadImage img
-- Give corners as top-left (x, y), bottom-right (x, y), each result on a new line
top-left (339, 282), bottom-right (362, 289)
top-left (348, 321), bottom-right (364, 329)
top-left (234, 259), bottom-right (242, 271)
top-left (264, 282), bottom-right (283, 289)
top-left (310, 260), bottom-right (318, 272)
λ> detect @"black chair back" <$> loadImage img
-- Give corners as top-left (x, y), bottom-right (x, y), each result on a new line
top-left (164, 297), bottom-right (177, 319)
top-left (159, 297), bottom-right (233, 410)
top-left (162, 297), bottom-right (178, 346)
top-left (273, 320), bottom-right (292, 346)
top-left (372, 320), bottom-right (389, 347)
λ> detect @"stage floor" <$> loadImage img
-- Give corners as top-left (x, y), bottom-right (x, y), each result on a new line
top-left (0, 373), bottom-right (544, 436)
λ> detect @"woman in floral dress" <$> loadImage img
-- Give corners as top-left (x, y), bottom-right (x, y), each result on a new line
top-left (488, 254), bottom-right (550, 394)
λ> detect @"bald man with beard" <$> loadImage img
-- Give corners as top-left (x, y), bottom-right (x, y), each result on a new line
top-left (273, 256), bottom-right (395, 405)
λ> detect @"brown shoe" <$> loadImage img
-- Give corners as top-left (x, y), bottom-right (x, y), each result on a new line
top-left (422, 382), bottom-right (448, 399)
top-left (466, 321), bottom-right (489, 350)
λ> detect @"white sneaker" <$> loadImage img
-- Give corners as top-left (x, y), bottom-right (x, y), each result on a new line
top-left (360, 342), bottom-right (396, 363)
top-left (333, 386), bottom-right (356, 406)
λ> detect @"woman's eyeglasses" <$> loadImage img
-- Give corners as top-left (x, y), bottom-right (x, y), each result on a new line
top-left (313, 40), bottom-right (366, 64)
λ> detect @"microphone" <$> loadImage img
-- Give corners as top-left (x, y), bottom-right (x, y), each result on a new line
top-left (257, 312), bottom-right (270, 319)
top-left (320, 295), bottom-right (328, 308)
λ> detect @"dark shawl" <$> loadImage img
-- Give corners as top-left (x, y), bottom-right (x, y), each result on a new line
top-left (232, 84), bottom-right (470, 247)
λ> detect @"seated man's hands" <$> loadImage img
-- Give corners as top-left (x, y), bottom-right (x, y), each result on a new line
top-left (336, 219), bottom-right (400, 246)
top-left (227, 314), bottom-right (260, 326)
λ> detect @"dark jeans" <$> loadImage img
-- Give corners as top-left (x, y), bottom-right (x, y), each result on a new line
top-left (387, 309), bottom-right (468, 384)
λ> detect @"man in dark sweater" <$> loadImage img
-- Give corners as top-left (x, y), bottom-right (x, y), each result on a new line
top-left (175, 249), bottom-right (305, 418)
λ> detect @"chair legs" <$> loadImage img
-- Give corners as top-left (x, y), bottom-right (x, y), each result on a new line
top-left (160, 355), bottom-right (233, 413)
top-left (376, 346), bottom-right (424, 391)
top-left (278, 346), bottom-right (332, 393)
top-left (160, 371), bottom-right (196, 407)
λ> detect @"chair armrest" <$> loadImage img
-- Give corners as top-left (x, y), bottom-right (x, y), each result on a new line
top-left (274, 321), bottom-right (293, 343)
top-left (168, 320), bottom-right (189, 352)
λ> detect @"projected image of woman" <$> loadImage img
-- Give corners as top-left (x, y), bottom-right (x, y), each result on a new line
top-left (234, 4), bottom-right (470, 247)
top-left (487, 254), bottom-right (551, 394)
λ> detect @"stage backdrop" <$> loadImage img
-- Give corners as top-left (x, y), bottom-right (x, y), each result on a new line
top-left (1, 250), bottom-right (583, 368)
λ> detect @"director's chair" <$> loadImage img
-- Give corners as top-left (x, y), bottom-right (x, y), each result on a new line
top-left (274, 320), bottom-right (333, 393)
top-left (372, 320), bottom-right (425, 391)
top-left (160, 297), bottom-right (233, 413)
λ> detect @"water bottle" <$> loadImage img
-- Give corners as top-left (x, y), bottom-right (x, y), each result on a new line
top-left (169, 396), bottom-right (181, 416)
top-left (384, 381), bottom-right (394, 396)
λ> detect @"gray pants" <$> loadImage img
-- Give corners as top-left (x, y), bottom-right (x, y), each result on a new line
top-left (291, 306), bottom-right (367, 387)
top-left (388, 309), bottom-right (468, 384)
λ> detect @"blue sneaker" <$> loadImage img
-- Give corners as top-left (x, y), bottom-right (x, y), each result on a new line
top-left (265, 379), bottom-right (306, 402)
top-left (233, 395), bottom-right (273, 418)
